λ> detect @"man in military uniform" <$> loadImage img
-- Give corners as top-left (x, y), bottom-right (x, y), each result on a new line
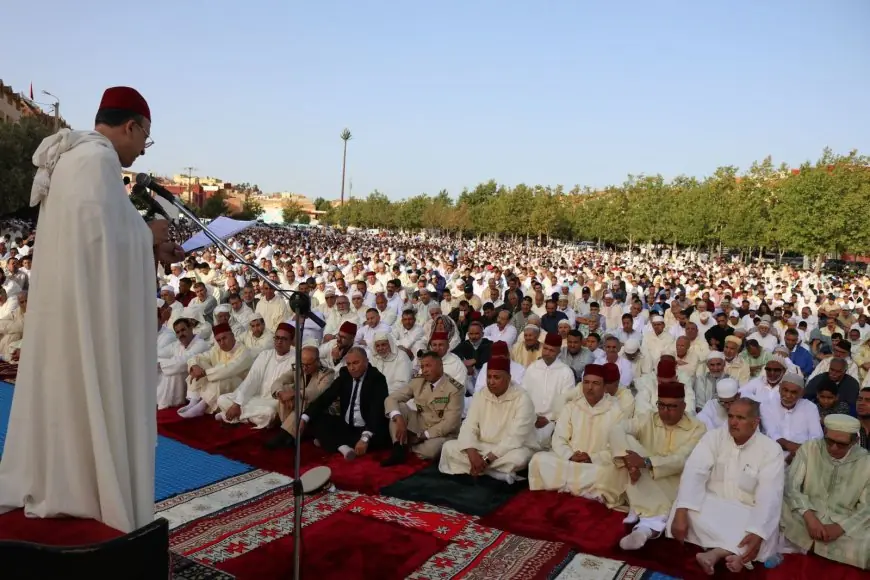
top-left (381, 350), bottom-right (464, 466)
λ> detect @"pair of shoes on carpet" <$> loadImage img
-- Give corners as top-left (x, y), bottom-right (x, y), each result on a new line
top-left (381, 443), bottom-right (407, 467)
top-left (264, 430), bottom-right (296, 450)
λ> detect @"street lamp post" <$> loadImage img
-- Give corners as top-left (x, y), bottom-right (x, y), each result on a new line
top-left (41, 90), bottom-right (60, 130)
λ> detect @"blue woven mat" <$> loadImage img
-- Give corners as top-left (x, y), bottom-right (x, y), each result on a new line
top-left (0, 382), bottom-right (252, 502)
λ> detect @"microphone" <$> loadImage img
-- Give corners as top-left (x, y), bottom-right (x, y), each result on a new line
top-left (135, 173), bottom-right (176, 205)
top-left (131, 184), bottom-right (172, 221)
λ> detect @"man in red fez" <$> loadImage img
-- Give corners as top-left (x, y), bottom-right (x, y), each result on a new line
top-left (215, 322), bottom-right (297, 428)
top-left (439, 355), bottom-right (538, 484)
top-left (521, 331), bottom-right (576, 448)
top-left (606, 379), bottom-right (704, 552)
top-left (633, 355), bottom-right (697, 417)
top-left (180, 323), bottom-right (254, 421)
top-left (324, 321), bottom-right (357, 371)
top-left (528, 358), bottom-right (625, 498)
top-left (0, 86), bottom-right (184, 533)
top-left (429, 331), bottom-right (468, 388)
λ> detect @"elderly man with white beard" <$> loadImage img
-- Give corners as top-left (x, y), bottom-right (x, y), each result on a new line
top-left (694, 351), bottom-right (728, 413)
top-left (239, 314), bottom-right (274, 357)
top-left (759, 372), bottom-right (822, 463)
top-left (179, 323), bottom-right (254, 419)
top-left (696, 378), bottom-right (740, 431)
top-left (667, 398), bottom-right (784, 575)
top-left (227, 293), bottom-right (255, 334)
top-left (157, 318), bottom-right (210, 409)
top-left (322, 294), bottom-right (357, 342)
top-left (521, 333), bottom-right (576, 449)
top-left (370, 333), bottom-right (413, 394)
top-left (740, 355), bottom-right (788, 405)
top-left (640, 315), bottom-right (676, 374)
top-left (722, 335), bottom-right (751, 386)
top-left (439, 357), bottom-right (538, 484)
top-left (216, 323), bottom-right (297, 427)
top-left (428, 331), bottom-right (468, 387)
top-left (159, 284), bottom-right (184, 325)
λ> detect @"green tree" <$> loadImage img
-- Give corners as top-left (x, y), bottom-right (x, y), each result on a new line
top-left (233, 197), bottom-right (265, 220)
top-left (200, 191), bottom-right (231, 219)
top-left (282, 199), bottom-right (305, 224)
top-left (314, 197), bottom-right (332, 211)
top-left (298, 213), bottom-right (311, 224)
top-left (0, 117), bottom-right (55, 215)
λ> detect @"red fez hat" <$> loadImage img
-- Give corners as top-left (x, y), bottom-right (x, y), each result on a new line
top-left (212, 323), bottom-right (232, 336)
top-left (431, 332), bottom-right (449, 342)
top-left (544, 333), bottom-right (562, 348)
top-left (584, 363), bottom-right (605, 378)
top-left (276, 322), bottom-right (296, 337)
top-left (470, 311), bottom-right (481, 321)
top-left (339, 321), bottom-right (358, 335)
top-left (488, 357), bottom-right (511, 373)
top-left (657, 358), bottom-right (677, 379)
top-left (658, 381), bottom-right (686, 399)
top-left (99, 86), bottom-right (150, 121)
top-left (491, 341), bottom-right (509, 356)
top-left (602, 362), bottom-right (620, 384)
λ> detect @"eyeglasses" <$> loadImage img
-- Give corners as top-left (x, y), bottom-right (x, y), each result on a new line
top-left (656, 401), bottom-right (682, 411)
top-left (134, 121), bottom-right (154, 149)
top-left (824, 437), bottom-right (853, 450)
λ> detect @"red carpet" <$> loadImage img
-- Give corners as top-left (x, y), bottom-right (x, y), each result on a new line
top-left (481, 489), bottom-right (867, 580)
top-left (157, 408), bottom-right (429, 495)
top-left (0, 509), bottom-right (121, 545)
top-left (217, 511), bottom-right (447, 580)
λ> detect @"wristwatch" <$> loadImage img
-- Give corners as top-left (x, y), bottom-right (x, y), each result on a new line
top-left (643, 457), bottom-right (652, 469)
top-left (484, 455), bottom-right (492, 465)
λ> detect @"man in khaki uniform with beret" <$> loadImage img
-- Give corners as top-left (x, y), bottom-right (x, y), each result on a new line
top-left (381, 351), bottom-right (464, 466)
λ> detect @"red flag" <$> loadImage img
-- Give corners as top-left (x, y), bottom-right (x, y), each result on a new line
top-left (29, 83), bottom-right (33, 100)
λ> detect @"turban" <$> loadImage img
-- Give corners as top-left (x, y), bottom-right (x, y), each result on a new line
top-left (724, 335), bottom-right (742, 346)
top-left (707, 351), bottom-right (725, 361)
top-left (651, 315), bottom-right (665, 323)
top-left (823, 413), bottom-right (861, 434)
top-left (523, 324), bottom-right (541, 334)
top-left (623, 339), bottom-right (640, 354)
top-left (250, 313), bottom-right (264, 322)
top-left (339, 321), bottom-right (358, 335)
top-left (276, 322), bottom-right (296, 337)
top-left (544, 333), bottom-right (562, 348)
top-left (584, 363), bottom-right (605, 379)
top-left (658, 381), bottom-right (686, 399)
top-left (491, 341), bottom-right (509, 357)
top-left (716, 378), bottom-right (739, 398)
top-left (431, 332), bottom-right (449, 342)
top-left (781, 372), bottom-right (805, 388)
top-left (488, 357), bottom-right (511, 373)
top-left (766, 355), bottom-right (788, 369)
top-left (160, 285), bottom-right (174, 294)
top-left (657, 358), bottom-right (677, 379)
top-left (602, 362), bottom-right (620, 384)
top-left (99, 86), bottom-right (151, 121)
top-left (212, 323), bottom-right (232, 336)
top-left (214, 304), bottom-right (232, 314)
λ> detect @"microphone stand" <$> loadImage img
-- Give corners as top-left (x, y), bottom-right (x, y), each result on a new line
top-left (154, 190), bottom-right (321, 580)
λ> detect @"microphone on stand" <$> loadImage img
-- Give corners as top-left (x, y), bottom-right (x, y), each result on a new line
top-left (128, 176), bottom-right (174, 274)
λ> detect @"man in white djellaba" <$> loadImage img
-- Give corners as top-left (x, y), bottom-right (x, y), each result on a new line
top-left (0, 87), bottom-right (183, 533)
top-left (667, 397), bottom-right (785, 575)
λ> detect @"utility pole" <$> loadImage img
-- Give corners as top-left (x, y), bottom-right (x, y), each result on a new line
top-left (348, 178), bottom-right (353, 200)
top-left (42, 90), bottom-right (60, 130)
top-left (182, 166), bottom-right (197, 205)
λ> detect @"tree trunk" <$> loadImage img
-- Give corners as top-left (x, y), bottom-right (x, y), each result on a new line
top-left (813, 254), bottom-right (824, 274)
top-left (339, 142), bottom-right (348, 205)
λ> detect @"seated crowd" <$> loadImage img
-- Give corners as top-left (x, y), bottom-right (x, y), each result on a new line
top-left (3, 223), bottom-right (870, 574)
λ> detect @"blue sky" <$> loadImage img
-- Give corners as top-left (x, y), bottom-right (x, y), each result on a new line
top-left (4, 1), bottom-right (869, 200)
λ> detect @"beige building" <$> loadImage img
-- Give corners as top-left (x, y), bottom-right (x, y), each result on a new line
top-left (0, 80), bottom-right (68, 127)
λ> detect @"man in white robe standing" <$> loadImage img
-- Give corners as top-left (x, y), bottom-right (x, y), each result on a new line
top-left (216, 323), bottom-right (295, 427)
top-left (668, 397), bottom-right (784, 574)
top-left (0, 87), bottom-right (183, 533)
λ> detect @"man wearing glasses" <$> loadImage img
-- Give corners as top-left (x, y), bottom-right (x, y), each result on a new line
top-left (740, 356), bottom-right (788, 405)
top-left (216, 323), bottom-right (297, 427)
top-left (0, 86), bottom-right (183, 534)
top-left (781, 414), bottom-right (870, 570)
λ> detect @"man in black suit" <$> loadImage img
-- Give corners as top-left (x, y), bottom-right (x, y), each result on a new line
top-left (300, 346), bottom-right (390, 460)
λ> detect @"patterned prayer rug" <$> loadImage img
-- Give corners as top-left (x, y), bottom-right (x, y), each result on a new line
top-left (550, 553), bottom-right (681, 580)
top-left (167, 480), bottom-right (573, 579)
top-left (171, 552), bottom-right (236, 579)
